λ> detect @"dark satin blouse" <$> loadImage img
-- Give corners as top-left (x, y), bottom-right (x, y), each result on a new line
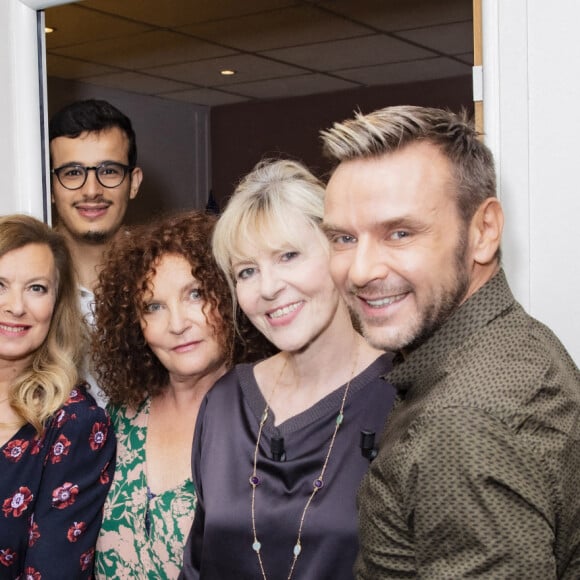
top-left (181, 354), bottom-right (396, 580)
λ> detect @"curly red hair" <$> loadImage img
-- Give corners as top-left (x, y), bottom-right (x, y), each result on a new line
top-left (92, 211), bottom-right (235, 407)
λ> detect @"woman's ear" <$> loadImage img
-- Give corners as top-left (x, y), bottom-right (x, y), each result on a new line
top-left (470, 198), bottom-right (504, 265)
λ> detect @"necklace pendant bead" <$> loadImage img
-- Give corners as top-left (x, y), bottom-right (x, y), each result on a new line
top-left (293, 543), bottom-right (302, 556)
top-left (336, 413), bottom-right (344, 426)
top-left (249, 475), bottom-right (261, 487)
top-left (252, 541), bottom-right (261, 553)
top-left (313, 478), bottom-right (324, 489)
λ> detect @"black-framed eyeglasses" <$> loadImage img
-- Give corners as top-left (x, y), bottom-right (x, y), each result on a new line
top-left (51, 162), bottom-right (134, 190)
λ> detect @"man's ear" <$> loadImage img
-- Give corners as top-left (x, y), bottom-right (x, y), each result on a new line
top-left (129, 167), bottom-right (143, 200)
top-left (470, 198), bottom-right (504, 265)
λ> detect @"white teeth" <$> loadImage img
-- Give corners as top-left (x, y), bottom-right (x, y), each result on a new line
top-left (268, 302), bottom-right (301, 319)
top-left (365, 295), bottom-right (405, 308)
top-left (0, 324), bottom-right (26, 333)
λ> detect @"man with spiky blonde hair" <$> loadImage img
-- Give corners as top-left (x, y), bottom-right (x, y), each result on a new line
top-left (321, 105), bottom-right (580, 579)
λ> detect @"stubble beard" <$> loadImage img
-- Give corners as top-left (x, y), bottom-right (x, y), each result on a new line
top-left (351, 231), bottom-right (471, 353)
top-left (80, 230), bottom-right (111, 244)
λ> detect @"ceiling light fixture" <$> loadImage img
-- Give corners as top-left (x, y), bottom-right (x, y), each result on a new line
top-left (220, 69), bottom-right (236, 76)
top-left (45, 26), bottom-right (55, 34)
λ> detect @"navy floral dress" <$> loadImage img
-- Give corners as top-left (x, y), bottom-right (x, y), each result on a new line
top-left (0, 384), bottom-right (116, 579)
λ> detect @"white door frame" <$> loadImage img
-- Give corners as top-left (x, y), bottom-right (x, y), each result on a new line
top-left (0, 0), bottom-right (74, 221)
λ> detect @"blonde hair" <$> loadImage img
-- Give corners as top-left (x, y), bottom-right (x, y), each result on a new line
top-left (213, 159), bottom-right (326, 299)
top-left (321, 105), bottom-right (497, 226)
top-left (0, 215), bottom-right (86, 434)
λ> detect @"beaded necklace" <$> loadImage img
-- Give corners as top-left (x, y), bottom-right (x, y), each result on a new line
top-left (249, 347), bottom-right (359, 580)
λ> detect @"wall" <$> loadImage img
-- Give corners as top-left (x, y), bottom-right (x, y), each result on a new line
top-left (0, 0), bottom-right (45, 218)
top-left (47, 77), bottom-right (210, 225)
top-left (483, 0), bottom-right (580, 363)
top-left (210, 75), bottom-right (473, 207)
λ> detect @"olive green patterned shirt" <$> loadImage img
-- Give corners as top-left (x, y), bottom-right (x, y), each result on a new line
top-left (356, 270), bottom-right (580, 579)
top-left (95, 399), bottom-right (196, 579)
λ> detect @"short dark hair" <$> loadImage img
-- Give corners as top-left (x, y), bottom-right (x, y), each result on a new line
top-left (49, 99), bottom-right (137, 167)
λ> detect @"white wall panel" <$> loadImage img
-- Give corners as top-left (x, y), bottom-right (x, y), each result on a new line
top-left (483, 0), bottom-right (579, 363)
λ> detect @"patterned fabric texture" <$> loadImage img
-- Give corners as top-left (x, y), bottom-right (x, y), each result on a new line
top-left (95, 398), bottom-right (196, 580)
top-left (356, 270), bottom-right (580, 579)
top-left (0, 384), bottom-right (115, 579)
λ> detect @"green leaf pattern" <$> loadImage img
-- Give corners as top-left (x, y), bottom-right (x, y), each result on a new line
top-left (94, 398), bottom-right (196, 579)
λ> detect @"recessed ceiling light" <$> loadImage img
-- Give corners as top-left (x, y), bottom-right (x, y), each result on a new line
top-left (45, 26), bottom-right (55, 34)
top-left (220, 69), bottom-right (236, 76)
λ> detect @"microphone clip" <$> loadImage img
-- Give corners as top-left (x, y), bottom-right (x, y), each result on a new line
top-left (270, 435), bottom-right (286, 462)
top-left (360, 430), bottom-right (378, 461)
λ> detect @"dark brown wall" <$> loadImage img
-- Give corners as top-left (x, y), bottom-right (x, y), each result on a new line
top-left (210, 75), bottom-right (473, 208)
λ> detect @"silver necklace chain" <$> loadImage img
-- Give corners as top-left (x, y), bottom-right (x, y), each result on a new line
top-left (249, 348), bottom-right (359, 580)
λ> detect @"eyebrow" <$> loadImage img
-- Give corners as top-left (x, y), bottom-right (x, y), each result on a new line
top-left (322, 216), bottom-right (428, 233)
top-left (231, 258), bottom-right (256, 269)
top-left (54, 159), bottom-right (127, 167)
top-left (0, 276), bottom-right (53, 285)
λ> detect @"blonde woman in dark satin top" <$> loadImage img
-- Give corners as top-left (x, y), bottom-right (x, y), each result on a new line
top-left (180, 160), bottom-right (396, 580)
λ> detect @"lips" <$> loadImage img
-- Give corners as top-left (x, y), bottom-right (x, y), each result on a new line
top-left (172, 340), bottom-right (201, 353)
top-left (361, 293), bottom-right (407, 308)
top-left (267, 301), bottom-right (303, 319)
top-left (0, 322), bottom-right (30, 334)
top-left (73, 201), bottom-right (111, 219)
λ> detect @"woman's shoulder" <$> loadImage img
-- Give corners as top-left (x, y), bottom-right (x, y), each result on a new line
top-left (366, 351), bottom-right (395, 378)
top-left (105, 396), bottom-right (149, 424)
top-left (45, 382), bottom-right (114, 445)
top-left (202, 364), bottom-right (258, 413)
top-left (208, 364), bottom-right (253, 394)
top-left (54, 383), bottom-right (110, 420)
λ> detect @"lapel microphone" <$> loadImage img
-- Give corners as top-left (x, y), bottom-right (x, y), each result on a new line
top-left (271, 430), bottom-right (286, 461)
top-left (360, 430), bottom-right (377, 461)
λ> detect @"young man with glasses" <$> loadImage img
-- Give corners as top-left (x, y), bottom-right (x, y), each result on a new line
top-left (49, 99), bottom-right (143, 406)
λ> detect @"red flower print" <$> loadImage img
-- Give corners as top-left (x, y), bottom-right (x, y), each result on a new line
top-left (89, 422), bottom-right (108, 451)
top-left (24, 566), bottom-right (41, 579)
top-left (67, 388), bottom-right (85, 403)
top-left (67, 521), bottom-right (86, 542)
top-left (2, 439), bottom-right (29, 462)
top-left (30, 433), bottom-right (45, 456)
top-left (2, 486), bottom-right (33, 517)
top-left (49, 434), bottom-right (71, 464)
top-left (80, 547), bottom-right (94, 571)
top-left (28, 518), bottom-right (40, 547)
top-left (99, 461), bottom-right (111, 485)
top-left (51, 482), bottom-right (79, 509)
top-left (53, 408), bottom-right (69, 427)
top-left (0, 547), bottom-right (17, 567)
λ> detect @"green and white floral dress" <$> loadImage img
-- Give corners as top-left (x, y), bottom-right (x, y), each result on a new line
top-left (95, 398), bottom-right (196, 579)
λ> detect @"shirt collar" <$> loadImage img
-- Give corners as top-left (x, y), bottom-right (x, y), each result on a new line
top-left (387, 269), bottom-right (515, 397)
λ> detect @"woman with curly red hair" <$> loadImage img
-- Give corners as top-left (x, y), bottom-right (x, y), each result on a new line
top-left (92, 211), bottom-right (247, 579)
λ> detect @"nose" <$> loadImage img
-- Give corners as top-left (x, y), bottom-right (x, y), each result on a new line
top-left (259, 266), bottom-right (285, 300)
top-left (2, 289), bottom-right (25, 317)
top-left (347, 238), bottom-right (391, 289)
top-left (82, 168), bottom-right (104, 196)
top-left (167, 303), bottom-right (190, 335)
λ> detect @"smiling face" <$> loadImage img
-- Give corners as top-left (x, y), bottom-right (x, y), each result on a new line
top-left (324, 141), bottom-right (474, 352)
top-left (139, 254), bottom-right (227, 385)
top-left (0, 244), bottom-right (57, 368)
top-left (50, 127), bottom-right (142, 245)
top-left (232, 214), bottom-right (341, 353)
